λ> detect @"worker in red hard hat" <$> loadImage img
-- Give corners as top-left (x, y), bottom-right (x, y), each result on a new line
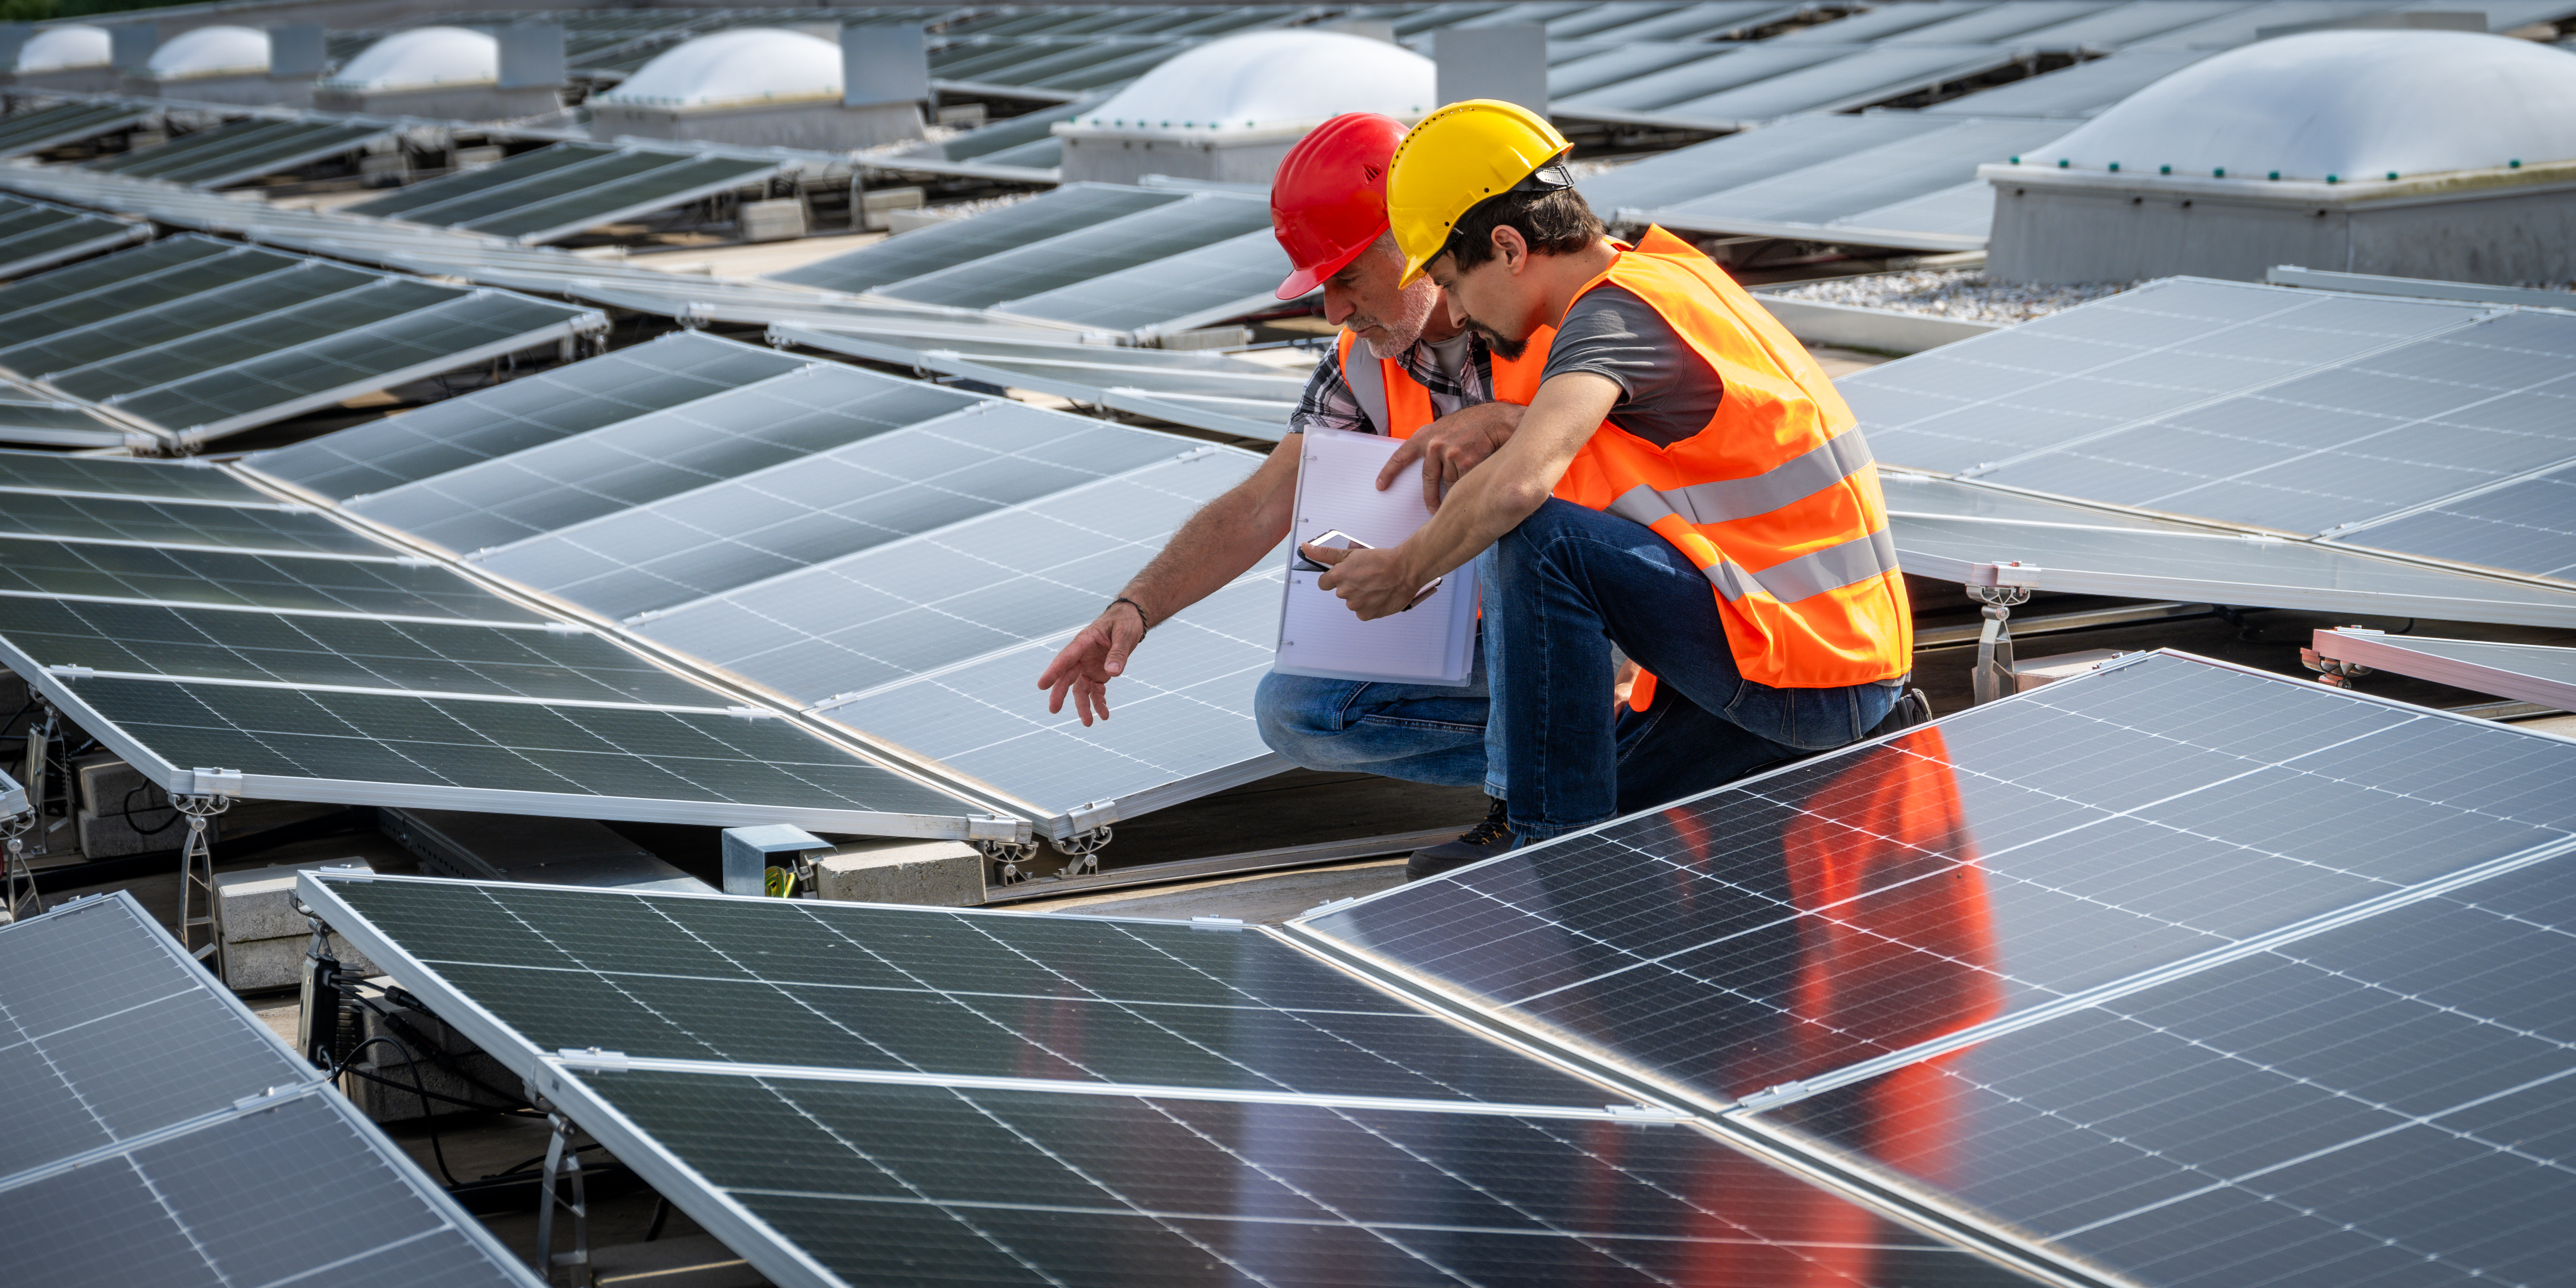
top-left (1036, 112), bottom-right (1550, 875)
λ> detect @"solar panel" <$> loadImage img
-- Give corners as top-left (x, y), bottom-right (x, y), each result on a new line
top-left (1772, 0), bottom-right (2000, 41)
top-left (1842, 278), bottom-right (2493, 476)
top-left (1652, 44), bottom-right (2030, 127)
top-left (1583, 114), bottom-right (1958, 215)
top-left (1577, 1), bottom-right (1808, 42)
top-left (1551, 43), bottom-right (1857, 118)
top-left (1969, 307), bottom-right (2576, 539)
top-left (1990, 0), bottom-right (2250, 51)
top-left (2309, 629), bottom-right (2576, 710)
top-left (0, 597), bottom-right (722, 707)
top-left (0, 535), bottom-right (548, 622)
top-left (350, 363), bottom-right (980, 556)
top-left (460, 153), bottom-right (780, 245)
top-left (996, 225), bottom-right (1301, 337)
top-left (870, 191), bottom-right (1272, 310)
top-left (1637, 116), bottom-right (2076, 248)
top-left (298, 874), bottom-right (2047, 1288)
top-left (2134, 0), bottom-right (2417, 48)
top-left (0, 397), bottom-right (127, 449)
top-left (248, 331), bottom-right (810, 502)
top-left (1291, 651), bottom-right (2576, 1112)
top-left (1882, 0), bottom-right (2118, 44)
top-left (1740, 832), bottom-right (2576, 1288)
top-left (0, 446), bottom-right (280, 503)
top-left (0, 102), bottom-right (155, 158)
top-left (23, 672), bottom-right (980, 833)
top-left (773, 321), bottom-right (1304, 440)
top-left (0, 197), bottom-right (146, 279)
top-left (0, 237), bottom-right (596, 447)
top-left (475, 402), bottom-right (1203, 620)
top-left (0, 892), bottom-right (538, 1288)
top-left (346, 143), bottom-right (608, 221)
top-left (1881, 472), bottom-right (2576, 627)
top-left (0, 490), bottom-right (386, 556)
top-left (88, 119), bottom-right (386, 188)
top-left (309, 878), bottom-right (1612, 1106)
top-left (2326, 461), bottom-right (2576, 583)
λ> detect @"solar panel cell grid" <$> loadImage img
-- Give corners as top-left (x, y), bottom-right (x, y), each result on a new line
top-left (0, 598), bottom-right (716, 706)
top-left (1296, 655), bottom-right (2576, 1107)
top-left (0, 491), bottom-right (383, 555)
top-left (999, 226), bottom-right (1297, 332)
top-left (0, 218), bottom-right (139, 275)
top-left (1655, 44), bottom-right (2023, 126)
top-left (1842, 279), bottom-right (2490, 475)
top-left (0, 243), bottom-right (298, 346)
top-left (2333, 461), bottom-right (2576, 582)
top-left (0, 448), bottom-right (269, 503)
top-left (419, 151), bottom-right (685, 229)
top-left (248, 332), bottom-right (808, 501)
top-left (1974, 309), bottom-right (2576, 536)
top-left (779, 186), bottom-right (1190, 294)
top-left (325, 881), bottom-right (1610, 1107)
top-left (1650, 117), bottom-right (2076, 229)
top-left (477, 403), bottom-right (1197, 620)
top-left (576, 1072), bottom-right (2035, 1288)
top-left (1552, 43), bottom-right (1854, 117)
top-left (348, 143), bottom-right (610, 221)
top-left (635, 447), bottom-right (1263, 704)
top-left (58, 676), bottom-right (973, 819)
top-left (874, 193), bottom-right (1273, 310)
top-left (1745, 846), bottom-right (2576, 1288)
top-left (46, 277), bottom-right (459, 401)
top-left (0, 261), bottom-right (386, 378)
top-left (0, 537), bottom-right (544, 621)
top-left (353, 364), bottom-right (979, 556)
top-left (112, 289), bottom-right (587, 437)
top-left (464, 154), bottom-right (778, 241)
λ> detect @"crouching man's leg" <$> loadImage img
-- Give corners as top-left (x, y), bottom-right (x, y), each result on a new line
top-left (1492, 499), bottom-right (1897, 842)
top-left (1253, 641), bottom-right (1493, 789)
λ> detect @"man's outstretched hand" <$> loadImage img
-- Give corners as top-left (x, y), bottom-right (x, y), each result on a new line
top-left (1037, 604), bottom-right (1144, 726)
top-left (1374, 401), bottom-right (1524, 511)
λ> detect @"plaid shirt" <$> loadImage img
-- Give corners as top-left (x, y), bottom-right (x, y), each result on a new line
top-left (1287, 332), bottom-right (1493, 436)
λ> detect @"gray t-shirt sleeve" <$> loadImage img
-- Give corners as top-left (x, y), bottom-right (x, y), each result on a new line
top-left (1537, 284), bottom-right (1723, 448)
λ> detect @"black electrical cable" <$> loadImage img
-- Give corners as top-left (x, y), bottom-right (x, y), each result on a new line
top-left (644, 1196), bottom-right (670, 1242)
top-left (352, 995), bottom-right (540, 1111)
top-left (331, 1034), bottom-right (459, 1187)
top-left (120, 783), bottom-right (181, 836)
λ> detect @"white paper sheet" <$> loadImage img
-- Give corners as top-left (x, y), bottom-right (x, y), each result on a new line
top-left (1273, 428), bottom-right (1480, 686)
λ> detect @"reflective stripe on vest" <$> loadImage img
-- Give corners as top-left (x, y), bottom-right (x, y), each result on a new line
top-left (1338, 328), bottom-right (1394, 436)
top-left (1556, 227), bottom-right (1911, 689)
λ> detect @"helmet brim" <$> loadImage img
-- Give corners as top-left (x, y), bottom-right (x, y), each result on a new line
top-left (1272, 230), bottom-right (1379, 300)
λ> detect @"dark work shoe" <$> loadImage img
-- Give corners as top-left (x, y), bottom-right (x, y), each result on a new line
top-left (1407, 796), bottom-right (1513, 881)
top-left (1866, 687), bottom-right (1934, 740)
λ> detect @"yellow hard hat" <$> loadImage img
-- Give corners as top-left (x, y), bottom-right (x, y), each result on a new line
top-left (1385, 98), bottom-right (1572, 287)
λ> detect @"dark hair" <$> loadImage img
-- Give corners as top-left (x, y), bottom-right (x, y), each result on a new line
top-left (1441, 186), bottom-right (1605, 272)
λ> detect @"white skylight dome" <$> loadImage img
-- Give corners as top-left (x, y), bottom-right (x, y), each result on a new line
top-left (143, 25), bottom-right (270, 79)
top-left (592, 28), bottom-right (842, 110)
top-left (322, 27), bottom-right (498, 92)
top-left (1062, 30), bottom-right (1435, 140)
top-left (2033, 31), bottom-right (2576, 182)
top-left (17, 25), bottom-right (109, 72)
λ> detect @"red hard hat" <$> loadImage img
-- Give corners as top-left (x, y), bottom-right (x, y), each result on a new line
top-left (1270, 112), bottom-right (1408, 300)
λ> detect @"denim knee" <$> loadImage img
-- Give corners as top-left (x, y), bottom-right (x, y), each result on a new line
top-left (1254, 669), bottom-right (1346, 764)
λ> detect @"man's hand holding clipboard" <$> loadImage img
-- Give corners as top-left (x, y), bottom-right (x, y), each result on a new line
top-left (1297, 529), bottom-right (1443, 619)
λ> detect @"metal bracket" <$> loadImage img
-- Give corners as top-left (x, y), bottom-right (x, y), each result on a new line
top-left (977, 836), bottom-right (1041, 885)
top-left (1048, 824), bottom-right (1111, 877)
top-left (535, 1111), bottom-right (592, 1286)
top-left (1964, 565), bottom-right (2039, 706)
top-left (173, 792), bottom-right (234, 978)
top-left (2300, 645), bottom-right (2373, 689)
top-left (2, 805), bottom-right (39, 924)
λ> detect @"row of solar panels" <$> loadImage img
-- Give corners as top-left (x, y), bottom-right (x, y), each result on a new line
top-left (292, 642), bottom-right (2576, 1287)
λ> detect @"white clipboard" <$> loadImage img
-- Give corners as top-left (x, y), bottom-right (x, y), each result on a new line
top-left (1273, 427), bottom-right (1480, 686)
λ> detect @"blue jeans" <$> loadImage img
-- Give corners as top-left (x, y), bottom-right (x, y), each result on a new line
top-left (1254, 500), bottom-right (1896, 836)
top-left (1488, 499), bottom-right (1898, 841)
top-left (1256, 629), bottom-right (1503, 798)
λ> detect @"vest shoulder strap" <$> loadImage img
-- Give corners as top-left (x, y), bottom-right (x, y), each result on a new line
top-left (1336, 329), bottom-right (1390, 436)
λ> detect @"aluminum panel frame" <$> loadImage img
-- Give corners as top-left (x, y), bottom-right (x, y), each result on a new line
top-left (2309, 630), bottom-right (2576, 712)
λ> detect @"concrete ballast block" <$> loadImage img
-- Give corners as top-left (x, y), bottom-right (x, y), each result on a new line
top-left (814, 838), bottom-right (984, 906)
top-left (217, 859), bottom-right (374, 990)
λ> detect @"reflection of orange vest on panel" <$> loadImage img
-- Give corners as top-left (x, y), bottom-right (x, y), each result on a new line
top-left (1781, 728), bottom-right (2000, 1185)
top-left (1552, 227), bottom-right (1911, 692)
top-left (1332, 326), bottom-right (1553, 440)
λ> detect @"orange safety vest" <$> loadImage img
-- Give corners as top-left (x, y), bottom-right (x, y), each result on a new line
top-left (1333, 324), bottom-right (1553, 439)
top-left (1551, 227), bottom-right (1911, 691)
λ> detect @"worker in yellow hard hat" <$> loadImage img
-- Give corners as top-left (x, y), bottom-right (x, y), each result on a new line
top-left (1301, 99), bottom-right (1921, 861)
